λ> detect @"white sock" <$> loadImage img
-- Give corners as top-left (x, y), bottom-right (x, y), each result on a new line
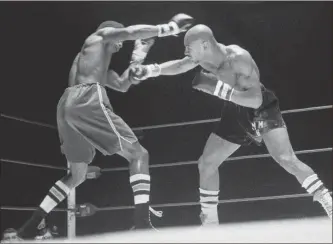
top-left (199, 188), bottom-right (219, 216)
top-left (130, 174), bottom-right (150, 204)
top-left (39, 180), bottom-right (70, 213)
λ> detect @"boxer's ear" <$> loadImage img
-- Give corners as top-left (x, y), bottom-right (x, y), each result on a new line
top-left (202, 41), bottom-right (209, 50)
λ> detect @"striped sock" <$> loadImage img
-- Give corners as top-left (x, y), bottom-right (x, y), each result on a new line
top-left (130, 174), bottom-right (150, 204)
top-left (199, 188), bottom-right (219, 225)
top-left (40, 180), bottom-right (71, 213)
top-left (302, 174), bottom-right (327, 197)
top-left (18, 181), bottom-right (70, 238)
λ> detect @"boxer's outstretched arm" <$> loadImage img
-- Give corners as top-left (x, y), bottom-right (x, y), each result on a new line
top-left (97, 14), bottom-right (194, 43)
top-left (159, 57), bottom-right (198, 75)
top-left (97, 25), bottom-right (159, 43)
top-left (68, 53), bottom-right (80, 86)
top-left (129, 57), bottom-right (197, 81)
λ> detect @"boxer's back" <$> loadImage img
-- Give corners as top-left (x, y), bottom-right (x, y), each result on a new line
top-left (68, 33), bottom-right (112, 87)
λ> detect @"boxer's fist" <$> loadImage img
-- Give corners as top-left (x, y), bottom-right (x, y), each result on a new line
top-left (130, 37), bottom-right (156, 64)
top-left (129, 64), bottom-right (161, 81)
top-left (158, 13), bottom-right (194, 37)
top-left (192, 70), bottom-right (234, 101)
top-left (129, 65), bottom-right (147, 81)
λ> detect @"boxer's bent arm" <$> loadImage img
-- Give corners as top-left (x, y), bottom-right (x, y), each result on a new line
top-left (68, 53), bottom-right (80, 86)
top-left (229, 86), bottom-right (263, 109)
top-left (97, 25), bottom-right (159, 43)
top-left (230, 56), bottom-right (263, 108)
top-left (159, 57), bottom-right (198, 75)
top-left (105, 68), bottom-right (134, 92)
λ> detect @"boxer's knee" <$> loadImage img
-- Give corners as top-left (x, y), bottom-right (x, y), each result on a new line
top-left (198, 154), bottom-right (221, 179)
top-left (198, 133), bottom-right (238, 179)
top-left (274, 153), bottom-right (313, 178)
top-left (63, 162), bottom-right (88, 189)
top-left (275, 153), bottom-right (298, 173)
top-left (138, 146), bottom-right (149, 162)
top-left (135, 145), bottom-right (149, 171)
top-left (125, 142), bottom-right (149, 163)
top-left (125, 142), bottom-right (150, 175)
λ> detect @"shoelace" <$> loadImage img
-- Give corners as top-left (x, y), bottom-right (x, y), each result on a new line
top-left (314, 190), bottom-right (332, 219)
top-left (149, 206), bottom-right (163, 218)
top-left (322, 194), bottom-right (332, 214)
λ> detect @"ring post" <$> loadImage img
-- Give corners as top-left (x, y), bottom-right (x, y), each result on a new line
top-left (67, 162), bottom-right (76, 239)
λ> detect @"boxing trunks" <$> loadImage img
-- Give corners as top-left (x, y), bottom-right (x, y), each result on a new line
top-left (214, 85), bottom-right (286, 145)
top-left (56, 83), bottom-right (138, 163)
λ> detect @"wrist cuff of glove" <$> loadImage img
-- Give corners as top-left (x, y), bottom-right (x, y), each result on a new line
top-left (157, 22), bottom-right (179, 37)
top-left (131, 39), bottom-right (153, 64)
top-left (147, 64), bottom-right (161, 77)
top-left (214, 80), bottom-right (234, 101)
top-left (131, 50), bottom-right (147, 64)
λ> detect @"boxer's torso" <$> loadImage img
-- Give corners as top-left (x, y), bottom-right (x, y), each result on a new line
top-left (68, 33), bottom-right (114, 87)
top-left (199, 44), bottom-right (261, 91)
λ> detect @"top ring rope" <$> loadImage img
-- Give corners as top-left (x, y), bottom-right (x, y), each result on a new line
top-left (1, 105), bottom-right (332, 131)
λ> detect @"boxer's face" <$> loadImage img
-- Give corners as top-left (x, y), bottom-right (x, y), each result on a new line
top-left (184, 39), bottom-right (205, 63)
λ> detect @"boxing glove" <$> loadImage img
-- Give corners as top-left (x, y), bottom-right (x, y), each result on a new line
top-left (129, 64), bottom-right (161, 81)
top-left (192, 70), bottom-right (234, 101)
top-left (130, 37), bottom-right (156, 64)
top-left (157, 13), bottom-right (195, 37)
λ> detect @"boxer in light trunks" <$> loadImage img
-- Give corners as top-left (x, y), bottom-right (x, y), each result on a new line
top-left (14, 14), bottom-right (194, 239)
top-left (131, 24), bottom-right (332, 224)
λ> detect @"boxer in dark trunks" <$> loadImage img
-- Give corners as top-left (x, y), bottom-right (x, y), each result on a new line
top-left (14, 15), bottom-right (194, 239)
top-left (131, 24), bottom-right (332, 224)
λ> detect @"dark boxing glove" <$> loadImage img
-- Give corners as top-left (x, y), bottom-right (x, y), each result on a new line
top-left (157, 13), bottom-right (195, 37)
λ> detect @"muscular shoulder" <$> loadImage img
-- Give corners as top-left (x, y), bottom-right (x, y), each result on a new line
top-left (84, 32), bottom-right (104, 47)
top-left (227, 45), bottom-right (253, 76)
top-left (227, 45), bottom-right (251, 60)
top-left (227, 45), bottom-right (248, 56)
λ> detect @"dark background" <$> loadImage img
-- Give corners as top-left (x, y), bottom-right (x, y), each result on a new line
top-left (1, 1), bottom-right (332, 237)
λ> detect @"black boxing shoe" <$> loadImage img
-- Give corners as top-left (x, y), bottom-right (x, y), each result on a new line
top-left (131, 205), bottom-right (161, 231)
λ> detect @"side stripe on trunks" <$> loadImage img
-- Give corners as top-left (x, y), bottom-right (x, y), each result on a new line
top-left (96, 84), bottom-right (134, 150)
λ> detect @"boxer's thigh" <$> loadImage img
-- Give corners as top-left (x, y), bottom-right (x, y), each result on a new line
top-left (56, 89), bottom-right (96, 164)
top-left (214, 103), bottom-right (254, 146)
top-left (201, 132), bottom-right (240, 165)
top-left (86, 90), bottom-right (139, 157)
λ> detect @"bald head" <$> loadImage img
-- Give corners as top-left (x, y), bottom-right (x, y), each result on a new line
top-left (184, 24), bottom-right (215, 45)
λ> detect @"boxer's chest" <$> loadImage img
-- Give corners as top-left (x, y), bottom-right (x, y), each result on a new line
top-left (200, 61), bottom-right (239, 88)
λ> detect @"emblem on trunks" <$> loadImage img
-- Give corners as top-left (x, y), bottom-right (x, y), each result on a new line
top-left (251, 120), bottom-right (264, 136)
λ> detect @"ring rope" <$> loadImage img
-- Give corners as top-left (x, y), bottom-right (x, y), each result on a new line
top-left (103, 147), bottom-right (332, 172)
top-left (1, 147), bottom-right (331, 171)
top-left (1, 114), bottom-right (56, 129)
top-left (1, 105), bottom-right (332, 132)
top-left (1, 191), bottom-right (331, 212)
top-left (0, 206), bottom-right (73, 212)
top-left (0, 158), bottom-right (66, 170)
top-left (133, 105), bottom-right (333, 131)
